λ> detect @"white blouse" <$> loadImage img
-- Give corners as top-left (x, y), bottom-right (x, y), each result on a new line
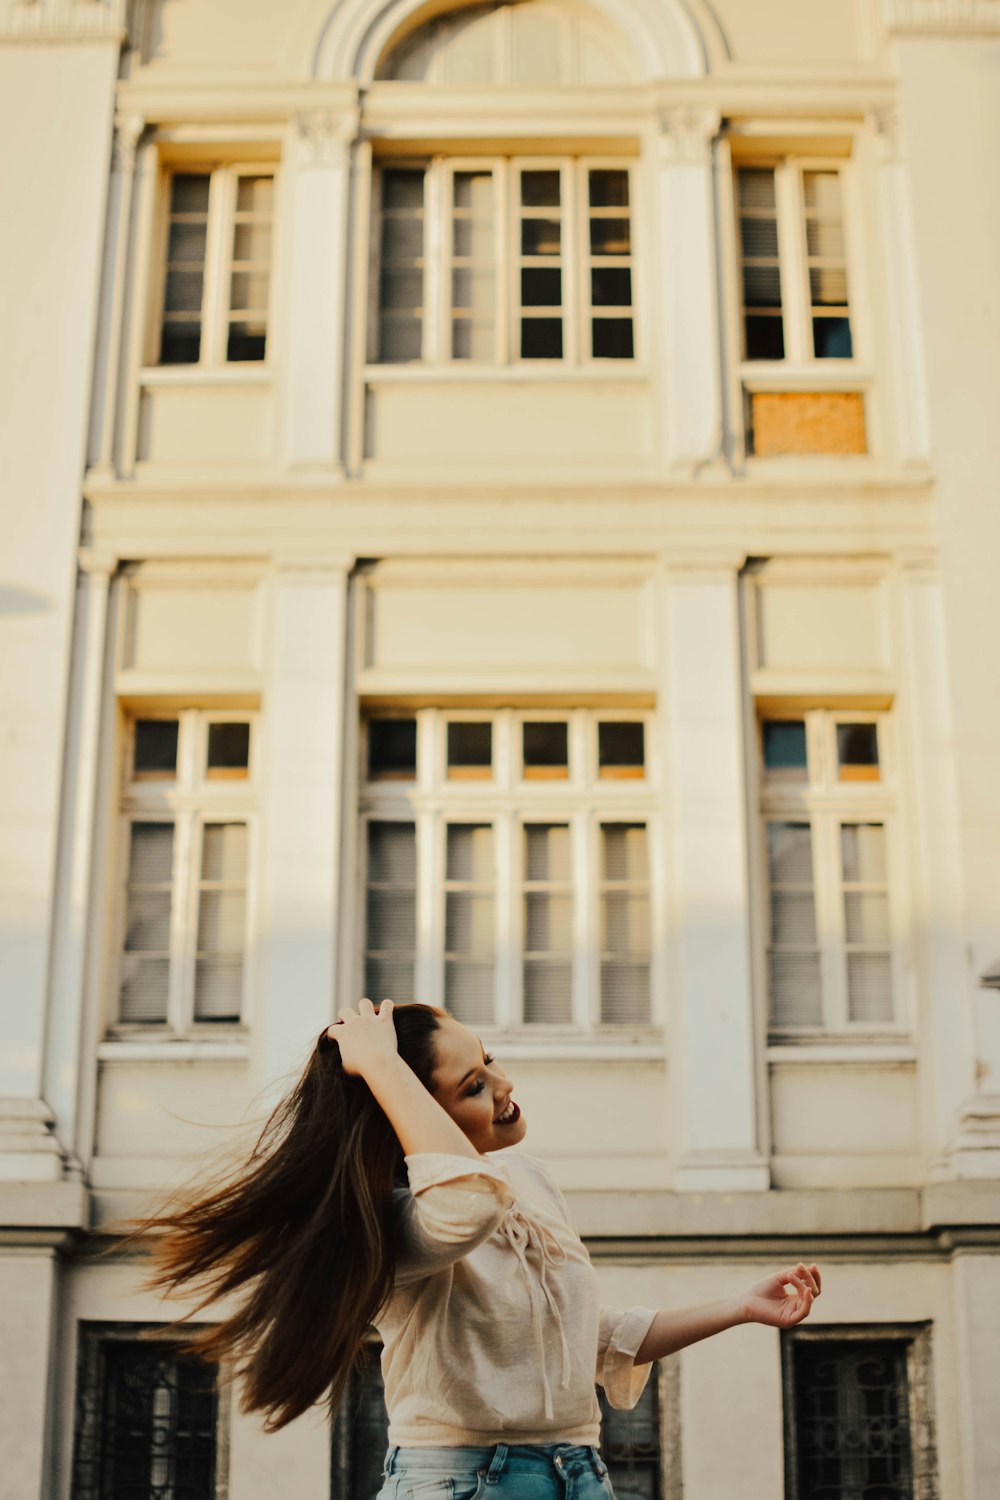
top-left (373, 1149), bottom-right (657, 1447)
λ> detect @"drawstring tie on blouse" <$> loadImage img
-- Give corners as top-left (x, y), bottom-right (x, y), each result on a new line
top-left (498, 1207), bottom-right (572, 1419)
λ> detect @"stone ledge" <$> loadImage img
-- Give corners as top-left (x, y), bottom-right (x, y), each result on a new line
top-left (0, 1179), bottom-right (89, 1232)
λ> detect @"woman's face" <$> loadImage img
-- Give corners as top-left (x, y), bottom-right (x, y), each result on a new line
top-left (430, 1016), bottom-right (527, 1154)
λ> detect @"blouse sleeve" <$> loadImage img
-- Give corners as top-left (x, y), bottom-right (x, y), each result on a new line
top-left (596, 1305), bottom-right (658, 1409)
top-left (392, 1152), bottom-right (516, 1287)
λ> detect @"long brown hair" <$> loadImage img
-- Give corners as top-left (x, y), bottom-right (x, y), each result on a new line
top-left (139, 1003), bottom-right (445, 1431)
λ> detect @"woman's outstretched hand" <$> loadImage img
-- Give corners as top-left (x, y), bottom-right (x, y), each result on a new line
top-left (325, 998), bottom-right (399, 1079)
top-left (741, 1262), bottom-right (821, 1328)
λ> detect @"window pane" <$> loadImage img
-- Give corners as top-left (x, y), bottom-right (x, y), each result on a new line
top-left (598, 1380), bottom-right (660, 1500)
top-left (226, 323), bottom-right (267, 361)
top-left (206, 722), bottom-right (250, 777)
top-left (229, 271), bottom-right (270, 312)
top-left (167, 221), bottom-right (208, 263)
top-left (523, 824), bottom-right (573, 1024)
top-left (841, 823), bottom-right (886, 885)
top-left (598, 721), bottom-right (645, 778)
top-left (195, 823), bottom-right (247, 1021)
top-left (767, 822), bottom-right (813, 885)
top-left (228, 175), bottom-right (273, 364)
top-left (378, 169), bottom-right (424, 363)
top-left (164, 269), bottom-right (204, 313)
top-left (521, 170), bottom-right (561, 207)
top-left (589, 169), bottom-right (629, 209)
top-left (590, 218), bottom-right (631, 256)
top-left (762, 719), bottom-right (807, 777)
top-left (523, 721), bottom-right (569, 775)
top-left (160, 175), bottom-right (209, 366)
top-left (769, 952), bottom-right (821, 1027)
top-left (738, 167), bottom-right (782, 364)
top-left (813, 316), bottom-right (853, 358)
top-left (385, 172), bottom-right (424, 210)
top-left (742, 263), bottom-right (782, 308)
top-left (521, 267), bottom-right (562, 307)
top-left (521, 218), bottom-right (561, 255)
top-left (521, 318), bottom-right (563, 358)
top-left (451, 170), bottom-right (495, 362)
top-left (803, 169), bottom-right (852, 360)
top-left (771, 890), bottom-right (817, 945)
top-left (524, 961), bottom-right (573, 1025)
top-left (740, 216), bottom-right (778, 258)
top-left (592, 319), bottom-right (634, 358)
top-left (368, 718), bottom-right (417, 779)
top-left (745, 315), bottom-right (784, 360)
top-left (197, 891), bottom-right (246, 952)
top-left (160, 324), bottom-right (202, 364)
top-left (134, 719), bottom-right (179, 777)
top-left (767, 822), bottom-right (820, 1028)
top-left (526, 892), bottom-right (572, 949)
top-left (127, 822), bottom-right (175, 885)
top-left (447, 722), bottom-right (492, 775)
top-left (525, 823), bottom-right (571, 882)
top-left (200, 822), bottom-right (248, 883)
top-left (591, 267), bottom-right (631, 307)
top-left (445, 824), bottom-right (494, 1025)
top-left (837, 722), bottom-right (880, 781)
top-left (120, 823), bottom-right (174, 1023)
top-left (600, 824), bottom-right (650, 1024)
top-left (739, 167), bottom-right (776, 210)
top-left (844, 892), bottom-right (889, 944)
top-left (365, 823), bottom-right (416, 1000)
top-left (232, 220), bottom-right (272, 262)
top-left (847, 952), bottom-right (893, 1022)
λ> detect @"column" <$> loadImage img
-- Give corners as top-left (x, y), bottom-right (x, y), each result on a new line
top-left (89, 114), bottom-right (144, 479)
top-left (0, 1252), bottom-right (58, 1500)
top-left (897, 559), bottom-right (981, 1173)
top-left (866, 104), bottom-right (932, 464)
top-left (258, 559), bottom-right (354, 1093)
top-left (282, 103), bottom-right (359, 472)
top-left (953, 1252), bottom-right (1000, 1500)
top-left (42, 554), bottom-right (116, 1175)
top-left (653, 107), bottom-right (723, 472)
top-left (658, 557), bottom-right (769, 1191)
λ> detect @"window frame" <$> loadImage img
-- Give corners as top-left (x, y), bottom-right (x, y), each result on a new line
top-left (150, 161), bottom-right (277, 369)
top-left (758, 707), bottom-right (908, 1041)
top-left (358, 707), bottom-right (662, 1038)
top-left (368, 154), bottom-right (638, 370)
top-left (110, 708), bottom-right (258, 1037)
top-left (733, 154), bottom-right (860, 374)
top-left (781, 1324), bottom-right (938, 1500)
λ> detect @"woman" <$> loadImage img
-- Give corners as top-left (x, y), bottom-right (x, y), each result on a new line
top-left (147, 999), bottom-right (821, 1499)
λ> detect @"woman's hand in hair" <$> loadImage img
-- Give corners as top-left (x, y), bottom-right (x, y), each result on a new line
top-left (326, 998), bottom-right (399, 1079)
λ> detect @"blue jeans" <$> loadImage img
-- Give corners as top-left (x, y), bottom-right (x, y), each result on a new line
top-left (376, 1443), bottom-right (617, 1499)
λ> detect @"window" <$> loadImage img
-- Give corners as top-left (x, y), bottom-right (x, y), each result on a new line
top-left (783, 1327), bottom-right (938, 1500)
top-left (361, 709), bottom-right (657, 1032)
top-left (736, 161), bottom-right (853, 364)
top-left (71, 1325), bottom-right (223, 1500)
top-left (332, 1345), bottom-right (677, 1500)
top-left (759, 710), bottom-right (901, 1036)
top-left (373, 159), bottom-right (635, 365)
top-left (116, 711), bottom-right (255, 1031)
top-left (158, 167), bottom-right (274, 365)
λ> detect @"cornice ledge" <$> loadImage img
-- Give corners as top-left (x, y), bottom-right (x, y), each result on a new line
top-left (0, 0), bottom-right (125, 42)
top-left (883, 0), bottom-right (1000, 33)
top-left (657, 548), bottom-right (747, 582)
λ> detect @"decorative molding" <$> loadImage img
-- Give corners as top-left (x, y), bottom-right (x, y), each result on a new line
top-left (655, 105), bottom-right (721, 166)
top-left (867, 103), bottom-right (904, 164)
top-left (292, 107), bottom-right (359, 167)
top-left (0, 0), bottom-right (126, 41)
top-left (883, 0), bottom-right (1000, 33)
top-left (110, 111), bottom-right (144, 173)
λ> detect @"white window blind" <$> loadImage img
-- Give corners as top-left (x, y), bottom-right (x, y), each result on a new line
top-left (444, 823), bottom-right (496, 1025)
top-left (841, 822), bottom-right (892, 1022)
top-left (767, 821), bottom-right (821, 1027)
top-left (599, 823), bottom-right (650, 1025)
top-left (365, 821), bottom-right (417, 1001)
top-left (120, 822), bottom-right (175, 1023)
top-left (522, 823), bottom-right (573, 1024)
top-left (194, 822), bottom-right (248, 1021)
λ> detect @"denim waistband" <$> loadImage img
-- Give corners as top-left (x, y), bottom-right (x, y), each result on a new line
top-left (383, 1443), bottom-right (609, 1483)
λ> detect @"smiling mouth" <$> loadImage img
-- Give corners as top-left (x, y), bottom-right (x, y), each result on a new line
top-left (494, 1099), bottom-right (520, 1125)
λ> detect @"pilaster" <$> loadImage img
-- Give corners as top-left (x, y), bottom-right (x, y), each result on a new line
top-left (651, 107), bottom-right (723, 473)
top-left (656, 555), bottom-right (770, 1191)
top-left (89, 114), bottom-right (144, 480)
top-left (282, 104), bottom-right (360, 472)
top-left (258, 557), bottom-right (354, 1094)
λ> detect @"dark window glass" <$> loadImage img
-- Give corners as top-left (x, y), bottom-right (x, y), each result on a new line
top-left (226, 324), bottom-right (267, 361)
top-left (813, 316), bottom-right (853, 359)
top-left (206, 722), bottom-right (250, 776)
top-left (447, 722), bottom-right (492, 774)
top-left (331, 1345), bottom-right (388, 1500)
top-left (790, 1339), bottom-right (914, 1500)
top-left (521, 267), bottom-right (562, 307)
top-left (521, 318), bottom-right (563, 358)
top-left (598, 1377), bottom-right (661, 1498)
top-left (133, 720), bottom-right (179, 777)
top-left (598, 721), bottom-right (645, 775)
top-left (523, 721), bottom-right (569, 775)
top-left (592, 319), bottom-right (634, 359)
top-left (589, 169), bottom-right (630, 209)
top-left (71, 1334), bottom-right (218, 1500)
top-left (763, 720), bottom-right (808, 776)
top-left (521, 170), bottom-right (561, 207)
top-left (837, 722), bottom-right (880, 781)
top-left (160, 175), bottom-right (209, 365)
top-left (368, 719), bottom-right (418, 780)
top-left (591, 268), bottom-right (632, 307)
top-left (745, 314), bottom-right (785, 360)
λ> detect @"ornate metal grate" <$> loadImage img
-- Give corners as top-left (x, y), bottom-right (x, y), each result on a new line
top-left (72, 1328), bottom-right (219, 1500)
top-left (331, 1344), bottom-right (390, 1500)
top-left (790, 1338), bottom-right (914, 1500)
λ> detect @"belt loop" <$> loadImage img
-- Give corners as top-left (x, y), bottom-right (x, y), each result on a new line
top-left (590, 1446), bottom-right (609, 1479)
top-left (484, 1443), bottom-right (509, 1485)
top-left (383, 1445), bottom-right (400, 1476)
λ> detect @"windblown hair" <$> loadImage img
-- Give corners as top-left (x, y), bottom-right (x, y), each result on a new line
top-left (139, 1002), bottom-right (445, 1432)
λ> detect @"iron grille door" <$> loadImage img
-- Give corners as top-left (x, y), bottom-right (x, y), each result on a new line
top-left (791, 1339), bottom-right (914, 1500)
top-left (598, 1379), bottom-right (662, 1500)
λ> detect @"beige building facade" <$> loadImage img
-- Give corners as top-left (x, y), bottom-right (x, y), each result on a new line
top-left (1, 0), bottom-right (999, 1496)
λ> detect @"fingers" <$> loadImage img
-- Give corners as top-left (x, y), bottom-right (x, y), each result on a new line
top-left (783, 1263), bottom-right (821, 1298)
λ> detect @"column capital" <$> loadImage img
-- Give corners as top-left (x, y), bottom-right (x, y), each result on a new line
top-left (77, 547), bottom-right (118, 580)
top-left (883, 0), bottom-right (1000, 34)
top-left (654, 105), bottom-right (722, 167)
top-left (292, 108), bottom-right (360, 168)
top-left (895, 546), bottom-right (939, 582)
top-left (111, 111), bottom-right (145, 173)
top-left (867, 103), bottom-right (904, 165)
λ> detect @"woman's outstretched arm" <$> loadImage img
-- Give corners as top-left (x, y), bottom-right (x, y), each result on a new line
top-left (633, 1262), bottom-right (822, 1363)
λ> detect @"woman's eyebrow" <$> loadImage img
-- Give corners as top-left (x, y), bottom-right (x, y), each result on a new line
top-left (455, 1043), bottom-right (488, 1091)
